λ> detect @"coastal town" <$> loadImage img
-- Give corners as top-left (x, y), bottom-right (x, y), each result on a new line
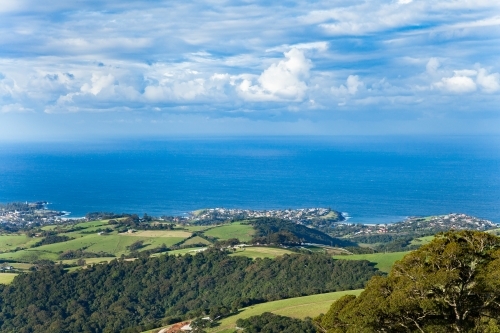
top-left (187, 207), bottom-right (344, 224)
top-left (1, 202), bottom-right (497, 238)
top-left (0, 201), bottom-right (66, 226)
top-left (329, 213), bottom-right (498, 238)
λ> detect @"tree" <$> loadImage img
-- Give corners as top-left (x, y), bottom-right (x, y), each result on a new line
top-left (316, 231), bottom-right (500, 333)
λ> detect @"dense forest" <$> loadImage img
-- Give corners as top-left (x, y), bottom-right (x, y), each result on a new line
top-left (236, 312), bottom-right (317, 333)
top-left (249, 218), bottom-right (355, 247)
top-left (0, 250), bottom-right (379, 333)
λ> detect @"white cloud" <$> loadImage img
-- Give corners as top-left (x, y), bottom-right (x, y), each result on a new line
top-left (81, 74), bottom-right (116, 96)
top-left (453, 69), bottom-right (477, 77)
top-left (346, 75), bottom-right (363, 95)
top-left (267, 42), bottom-right (329, 53)
top-left (477, 68), bottom-right (500, 93)
top-left (433, 66), bottom-right (500, 94)
top-left (1, 103), bottom-right (32, 113)
top-left (0, 0), bottom-right (499, 120)
top-left (435, 75), bottom-right (477, 93)
top-left (332, 75), bottom-right (364, 96)
top-left (237, 48), bottom-right (312, 102)
top-left (426, 58), bottom-right (440, 75)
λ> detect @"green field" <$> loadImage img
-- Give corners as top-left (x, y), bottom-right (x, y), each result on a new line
top-left (0, 234), bottom-right (39, 252)
top-left (332, 251), bottom-right (409, 273)
top-left (203, 223), bottom-right (255, 242)
top-left (183, 225), bottom-right (214, 232)
top-left (74, 220), bottom-right (110, 228)
top-left (182, 236), bottom-right (212, 246)
top-left (40, 234), bottom-right (185, 255)
top-left (410, 235), bottom-right (434, 246)
top-left (230, 246), bottom-right (294, 259)
top-left (164, 248), bottom-right (208, 256)
top-left (61, 257), bottom-right (117, 266)
top-left (143, 290), bottom-right (363, 333)
top-left (0, 273), bottom-right (18, 285)
top-left (0, 225), bottom-right (191, 262)
top-left (209, 290), bottom-right (363, 332)
top-left (0, 249), bottom-right (60, 262)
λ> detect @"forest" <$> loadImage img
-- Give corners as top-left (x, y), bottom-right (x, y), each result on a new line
top-left (0, 249), bottom-right (380, 333)
top-left (236, 312), bottom-right (317, 333)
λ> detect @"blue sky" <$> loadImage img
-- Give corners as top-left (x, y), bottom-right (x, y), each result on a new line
top-left (0, 0), bottom-right (499, 140)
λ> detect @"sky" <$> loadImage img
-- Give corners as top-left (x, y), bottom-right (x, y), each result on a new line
top-left (0, 0), bottom-right (499, 140)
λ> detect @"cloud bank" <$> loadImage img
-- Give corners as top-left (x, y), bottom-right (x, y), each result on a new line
top-left (0, 0), bottom-right (499, 138)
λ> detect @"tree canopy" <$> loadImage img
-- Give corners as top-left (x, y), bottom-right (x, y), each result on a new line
top-left (315, 230), bottom-right (500, 333)
top-left (236, 312), bottom-right (318, 333)
top-left (0, 250), bottom-right (379, 333)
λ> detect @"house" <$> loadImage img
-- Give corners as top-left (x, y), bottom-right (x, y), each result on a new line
top-left (180, 324), bottom-right (192, 331)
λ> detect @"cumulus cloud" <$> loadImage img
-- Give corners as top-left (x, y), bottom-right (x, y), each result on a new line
top-left (0, 0), bottom-right (499, 120)
top-left (81, 74), bottom-right (116, 96)
top-left (142, 68), bottom-right (234, 103)
top-left (435, 75), bottom-right (476, 93)
top-left (477, 68), bottom-right (500, 93)
top-left (434, 67), bottom-right (499, 94)
top-left (237, 48), bottom-right (312, 102)
top-left (332, 75), bottom-right (364, 96)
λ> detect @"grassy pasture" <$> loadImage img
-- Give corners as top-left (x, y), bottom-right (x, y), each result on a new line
top-left (160, 248), bottom-right (208, 256)
top-left (203, 223), bottom-right (255, 242)
top-left (207, 289), bottom-right (363, 332)
top-left (61, 257), bottom-right (117, 266)
top-left (74, 220), bottom-right (109, 228)
top-left (39, 234), bottom-right (185, 255)
top-left (143, 290), bottom-right (363, 333)
top-left (40, 225), bottom-right (58, 231)
top-left (10, 263), bottom-right (33, 270)
top-left (121, 230), bottom-right (192, 238)
top-left (410, 235), bottom-right (434, 246)
top-left (182, 236), bottom-right (211, 246)
top-left (0, 234), bottom-right (38, 252)
top-left (332, 251), bottom-right (409, 273)
top-left (0, 273), bottom-right (18, 285)
top-left (0, 231), bottom-right (190, 262)
top-left (0, 249), bottom-right (60, 261)
top-left (230, 246), bottom-right (294, 259)
top-left (182, 225), bottom-right (213, 232)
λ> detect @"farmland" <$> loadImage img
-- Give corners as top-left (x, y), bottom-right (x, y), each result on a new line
top-left (209, 289), bottom-right (363, 333)
top-left (143, 289), bottom-right (363, 333)
top-left (0, 220), bottom-right (194, 264)
top-left (203, 222), bottom-right (255, 242)
top-left (0, 273), bottom-right (17, 285)
top-left (332, 251), bottom-right (408, 272)
top-left (230, 246), bottom-right (294, 259)
top-left (0, 218), bottom-right (411, 276)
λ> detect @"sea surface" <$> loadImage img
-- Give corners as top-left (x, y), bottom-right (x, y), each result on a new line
top-left (0, 136), bottom-right (499, 224)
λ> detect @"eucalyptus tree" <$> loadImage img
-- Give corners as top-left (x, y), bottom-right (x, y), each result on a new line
top-left (316, 230), bottom-right (500, 333)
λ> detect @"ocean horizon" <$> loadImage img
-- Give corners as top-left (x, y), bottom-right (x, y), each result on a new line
top-left (1, 135), bottom-right (499, 224)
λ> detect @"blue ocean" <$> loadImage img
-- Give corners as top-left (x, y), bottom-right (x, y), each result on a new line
top-left (0, 136), bottom-right (499, 224)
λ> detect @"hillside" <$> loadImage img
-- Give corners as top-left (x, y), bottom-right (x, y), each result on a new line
top-left (249, 218), bottom-right (355, 247)
top-left (0, 250), bottom-right (380, 332)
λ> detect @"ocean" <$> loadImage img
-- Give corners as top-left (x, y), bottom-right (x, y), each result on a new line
top-left (0, 136), bottom-right (499, 224)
